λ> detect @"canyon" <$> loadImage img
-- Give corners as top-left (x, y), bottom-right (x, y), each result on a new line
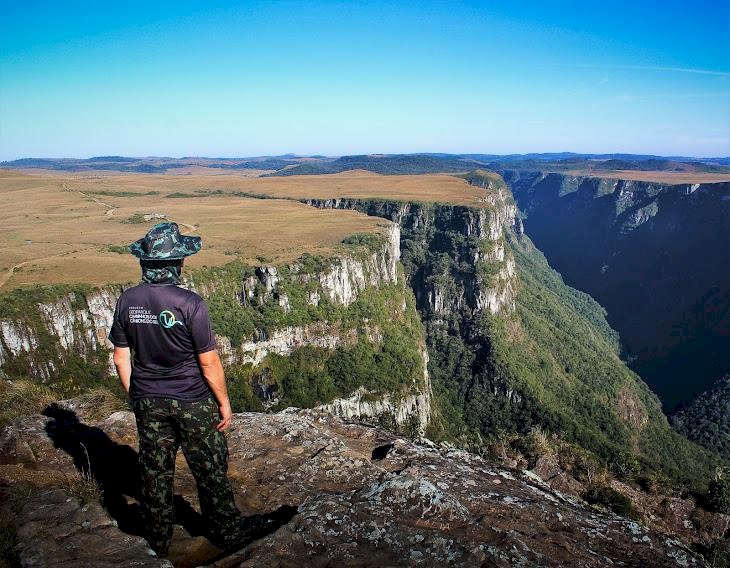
top-left (1, 167), bottom-right (728, 566)
top-left (500, 171), bottom-right (730, 410)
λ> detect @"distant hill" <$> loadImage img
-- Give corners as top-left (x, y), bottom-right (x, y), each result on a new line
top-left (264, 154), bottom-right (488, 176)
top-left (266, 154), bottom-right (730, 176)
top-left (0, 155), bottom-right (300, 173)
top-left (4, 153), bottom-right (729, 176)
top-left (488, 157), bottom-right (730, 174)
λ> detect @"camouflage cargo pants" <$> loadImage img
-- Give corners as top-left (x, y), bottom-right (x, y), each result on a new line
top-left (132, 396), bottom-right (243, 554)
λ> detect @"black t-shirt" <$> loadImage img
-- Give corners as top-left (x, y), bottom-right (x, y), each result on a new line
top-left (108, 283), bottom-right (216, 401)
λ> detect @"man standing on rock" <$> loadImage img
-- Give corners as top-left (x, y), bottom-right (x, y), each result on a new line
top-left (108, 222), bottom-right (289, 556)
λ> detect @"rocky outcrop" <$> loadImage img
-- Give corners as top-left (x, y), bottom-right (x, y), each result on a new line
top-left (189, 224), bottom-right (401, 312)
top-left (15, 488), bottom-right (171, 567)
top-left (1, 320), bottom-right (39, 366)
top-left (233, 320), bottom-right (432, 434)
top-left (318, 347), bottom-right (432, 435)
top-left (303, 195), bottom-right (519, 317)
top-left (0, 288), bottom-right (121, 380)
top-left (317, 223), bottom-right (400, 306)
top-left (238, 323), bottom-right (353, 367)
top-left (0, 403), bottom-right (713, 567)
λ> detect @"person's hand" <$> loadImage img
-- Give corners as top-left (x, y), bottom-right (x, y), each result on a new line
top-left (216, 400), bottom-right (232, 432)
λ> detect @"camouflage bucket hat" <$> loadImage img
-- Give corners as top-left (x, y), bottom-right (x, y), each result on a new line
top-left (129, 222), bottom-right (202, 260)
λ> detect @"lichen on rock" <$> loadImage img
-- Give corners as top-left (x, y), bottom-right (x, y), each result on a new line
top-left (0, 403), bottom-right (714, 567)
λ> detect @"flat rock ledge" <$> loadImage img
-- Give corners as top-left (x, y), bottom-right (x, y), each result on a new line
top-left (16, 488), bottom-right (172, 567)
top-left (0, 403), bottom-right (708, 567)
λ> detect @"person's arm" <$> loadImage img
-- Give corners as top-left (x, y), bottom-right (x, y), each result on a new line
top-left (197, 349), bottom-right (232, 432)
top-left (109, 295), bottom-right (132, 393)
top-left (113, 346), bottom-right (132, 393)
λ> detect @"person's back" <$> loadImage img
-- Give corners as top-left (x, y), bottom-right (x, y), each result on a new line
top-left (109, 222), bottom-right (293, 556)
top-left (111, 282), bottom-right (215, 401)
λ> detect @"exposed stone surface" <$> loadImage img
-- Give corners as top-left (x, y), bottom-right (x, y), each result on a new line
top-left (317, 223), bottom-right (400, 306)
top-left (16, 488), bottom-right (171, 567)
top-left (238, 323), bottom-right (353, 367)
top-left (530, 455), bottom-right (585, 498)
top-left (0, 287), bottom-right (121, 381)
top-left (303, 197), bottom-right (519, 317)
top-left (317, 347), bottom-right (432, 435)
top-left (0, 403), bottom-right (715, 567)
top-left (607, 479), bottom-right (730, 546)
top-left (255, 265), bottom-right (279, 296)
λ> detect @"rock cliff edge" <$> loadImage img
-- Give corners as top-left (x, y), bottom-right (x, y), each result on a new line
top-left (0, 401), bottom-right (709, 567)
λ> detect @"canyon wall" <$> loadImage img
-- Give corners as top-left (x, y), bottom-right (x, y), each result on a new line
top-left (304, 179), bottom-right (720, 485)
top-left (500, 170), bottom-right (730, 409)
top-left (0, 174), bottom-right (720, 484)
top-left (0, 224), bottom-right (431, 434)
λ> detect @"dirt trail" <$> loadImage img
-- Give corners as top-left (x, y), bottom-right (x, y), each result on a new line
top-left (60, 182), bottom-right (198, 231)
top-left (0, 259), bottom-right (36, 289)
top-left (61, 182), bottom-right (117, 217)
top-left (0, 249), bottom-right (91, 291)
top-left (178, 222), bottom-right (198, 232)
top-left (89, 195), bottom-right (116, 217)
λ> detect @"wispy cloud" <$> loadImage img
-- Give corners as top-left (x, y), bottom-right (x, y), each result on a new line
top-left (559, 63), bottom-right (730, 77)
top-left (613, 91), bottom-right (730, 102)
top-left (612, 65), bottom-right (730, 77)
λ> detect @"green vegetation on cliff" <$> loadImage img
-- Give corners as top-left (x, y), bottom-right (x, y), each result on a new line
top-left (502, 171), bottom-right (730, 410)
top-left (321, 194), bottom-right (721, 487)
top-left (0, 231), bottom-right (426, 426)
top-left (0, 285), bottom-right (116, 395)
top-left (1, 182), bottom-right (722, 489)
top-left (197, 233), bottom-right (394, 348)
top-left (257, 318), bottom-right (424, 412)
top-left (672, 375), bottom-right (730, 460)
top-left (458, 169), bottom-right (508, 192)
top-left (184, 233), bottom-right (425, 415)
top-left (504, 232), bottom-right (720, 483)
top-left (0, 284), bottom-right (93, 319)
top-left (214, 281), bottom-right (426, 413)
top-left (425, 228), bottom-right (720, 486)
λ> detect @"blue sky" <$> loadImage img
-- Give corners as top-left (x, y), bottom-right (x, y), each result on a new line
top-left (1, 0), bottom-right (728, 159)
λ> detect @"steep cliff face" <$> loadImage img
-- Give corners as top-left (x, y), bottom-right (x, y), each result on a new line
top-left (317, 347), bottom-right (432, 433)
top-left (0, 287), bottom-right (121, 391)
top-left (0, 225), bottom-right (431, 434)
top-left (302, 193), bottom-right (520, 318)
top-left (0, 174), bottom-right (719, 484)
top-left (304, 180), bottom-right (720, 485)
top-left (500, 170), bottom-right (730, 409)
top-left (302, 194), bottom-right (524, 437)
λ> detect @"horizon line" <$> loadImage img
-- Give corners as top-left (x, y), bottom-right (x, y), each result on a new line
top-left (3, 151), bottom-right (730, 162)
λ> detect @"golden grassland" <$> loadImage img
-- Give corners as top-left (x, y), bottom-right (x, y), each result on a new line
top-left (6, 164), bottom-right (718, 291)
top-left (560, 169), bottom-right (730, 184)
top-left (0, 170), bottom-right (402, 291)
top-left (15, 167), bottom-right (488, 203)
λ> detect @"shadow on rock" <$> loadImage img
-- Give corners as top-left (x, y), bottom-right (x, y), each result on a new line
top-left (42, 403), bottom-right (207, 540)
top-left (203, 504), bottom-right (300, 564)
